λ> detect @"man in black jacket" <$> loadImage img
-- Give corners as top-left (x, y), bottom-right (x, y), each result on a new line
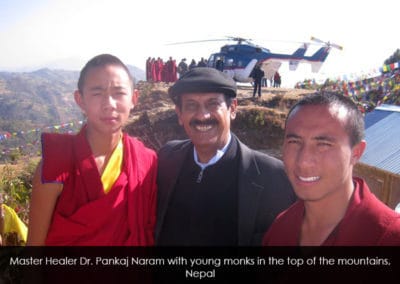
top-left (251, 64), bottom-right (265, 98)
top-left (155, 67), bottom-right (295, 246)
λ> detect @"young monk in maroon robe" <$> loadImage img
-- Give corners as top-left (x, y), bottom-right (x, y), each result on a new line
top-left (263, 92), bottom-right (400, 246)
top-left (27, 54), bottom-right (157, 246)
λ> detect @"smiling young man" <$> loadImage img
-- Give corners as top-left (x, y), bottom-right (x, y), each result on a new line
top-left (263, 92), bottom-right (400, 246)
top-left (155, 67), bottom-right (295, 246)
top-left (27, 54), bottom-right (157, 246)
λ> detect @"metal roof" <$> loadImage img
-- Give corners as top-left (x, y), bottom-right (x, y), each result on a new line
top-left (364, 104), bottom-right (400, 128)
top-left (360, 104), bottom-right (400, 174)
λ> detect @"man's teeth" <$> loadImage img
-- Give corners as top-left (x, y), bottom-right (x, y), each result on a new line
top-left (299, 176), bottom-right (320, 182)
top-left (195, 125), bottom-right (213, 131)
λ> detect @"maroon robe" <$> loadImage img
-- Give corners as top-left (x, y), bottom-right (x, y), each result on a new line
top-left (263, 177), bottom-right (400, 246)
top-left (41, 127), bottom-right (157, 246)
top-left (150, 59), bottom-right (157, 82)
top-left (155, 59), bottom-right (163, 82)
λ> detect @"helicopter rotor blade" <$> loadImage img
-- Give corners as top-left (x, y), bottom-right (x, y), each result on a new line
top-left (330, 43), bottom-right (343, 50)
top-left (226, 36), bottom-right (253, 44)
top-left (166, 36), bottom-right (255, 46)
top-left (310, 36), bottom-right (325, 44)
top-left (165, 39), bottom-right (227, 45)
top-left (311, 36), bottom-right (343, 50)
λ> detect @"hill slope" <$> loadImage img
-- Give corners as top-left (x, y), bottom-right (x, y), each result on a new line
top-left (0, 66), bottom-right (145, 132)
top-left (0, 68), bottom-right (81, 131)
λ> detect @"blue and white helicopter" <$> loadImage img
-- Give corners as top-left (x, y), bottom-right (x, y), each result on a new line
top-left (173, 36), bottom-right (342, 83)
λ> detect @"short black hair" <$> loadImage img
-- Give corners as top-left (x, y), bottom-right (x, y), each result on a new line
top-left (286, 92), bottom-right (365, 146)
top-left (77, 54), bottom-right (134, 93)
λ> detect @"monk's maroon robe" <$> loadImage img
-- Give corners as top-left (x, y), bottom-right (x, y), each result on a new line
top-left (263, 177), bottom-right (400, 246)
top-left (41, 127), bottom-right (157, 246)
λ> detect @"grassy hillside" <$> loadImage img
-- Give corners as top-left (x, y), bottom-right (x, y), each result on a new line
top-left (0, 69), bottom-right (84, 162)
top-left (0, 68), bottom-right (82, 130)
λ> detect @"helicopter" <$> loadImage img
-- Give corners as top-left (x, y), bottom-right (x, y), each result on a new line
top-left (170, 36), bottom-right (342, 83)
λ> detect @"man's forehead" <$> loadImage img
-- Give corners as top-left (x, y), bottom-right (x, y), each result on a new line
top-left (87, 84), bottom-right (129, 90)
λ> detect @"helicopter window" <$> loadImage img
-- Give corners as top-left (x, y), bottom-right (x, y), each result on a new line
top-left (208, 55), bottom-right (215, 67)
top-left (255, 47), bottom-right (262, 53)
top-left (226, 58), bottom-right (234, 67)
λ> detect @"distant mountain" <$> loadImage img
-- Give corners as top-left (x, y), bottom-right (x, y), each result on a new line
top-left (127, 65), bottom-right (146, 82)
top-left (0, 60), bottom-right (146, 82)
top-left (0, 68), bottom-right (81, 132)
top-left (0, 65), bottom-right (146, 133)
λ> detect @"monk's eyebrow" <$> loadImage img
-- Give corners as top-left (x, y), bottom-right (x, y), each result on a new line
top-left (88, 86), bottom-right (105, 91)
top-left (88, 86), bottom-right (128, 91)
top-left (285, 133), bottom-right (336, 143)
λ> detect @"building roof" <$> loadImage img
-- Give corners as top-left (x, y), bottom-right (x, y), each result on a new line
top-left (360, 104), bottom-right (400, 174)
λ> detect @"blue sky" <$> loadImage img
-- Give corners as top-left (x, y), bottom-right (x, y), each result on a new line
top-left (0, 0), bottom-right (398, 87)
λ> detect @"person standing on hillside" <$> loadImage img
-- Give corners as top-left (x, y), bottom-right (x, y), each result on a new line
top-left (197, 57), bottom-right (207, 67)
top-left (155, 67), bottom-right (296, 246)
top-left (155, 57), bottom-right (164, 82)
top-left (27, 54), bottom-right (157, 246)
top-left (177, 58), bottom-right (188, 78)
top-left (250, 64), bottom-right (264, 98)
top-left (189, 59), bottom-right (197, 70)
top-left (273, 71), bottom-right (281, 88)
top-left (165, 56), bottom-right (177, 83)
top-left (263, 92), bottom-right (400, 246)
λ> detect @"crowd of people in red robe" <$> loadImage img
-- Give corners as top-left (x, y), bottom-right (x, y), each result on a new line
top-left (146, 57), bottom-right (210, 83)
top-left (146, 57), bottom-right (178, 83)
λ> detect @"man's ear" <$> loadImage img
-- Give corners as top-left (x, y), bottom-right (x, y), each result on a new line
top-left (351, 140), bottom-right (366, 165)
top-left (230, 99), bottom-right (238, 120)
top-left (175, 105), bottom-right (183, 126)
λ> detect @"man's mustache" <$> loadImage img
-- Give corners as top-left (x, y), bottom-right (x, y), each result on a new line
top-left (189, 119), bottom-right (218, 127)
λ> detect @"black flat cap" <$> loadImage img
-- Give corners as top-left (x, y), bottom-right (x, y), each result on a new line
top-left (168, 67), bottom-right (237, 104)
